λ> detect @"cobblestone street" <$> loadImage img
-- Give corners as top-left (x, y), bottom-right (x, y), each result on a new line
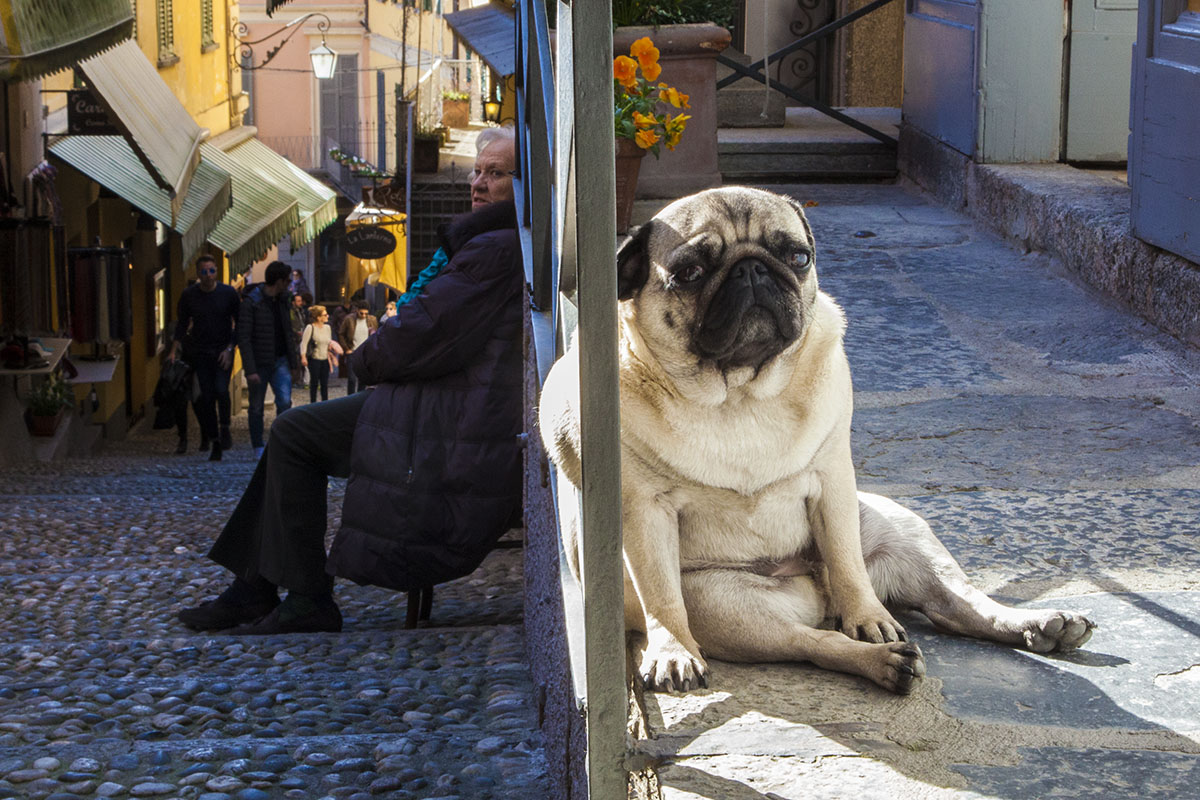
top-left (0, 381), bottom-right (548, 800)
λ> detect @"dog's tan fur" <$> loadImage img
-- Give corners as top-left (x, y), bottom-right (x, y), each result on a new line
top-left (539, 187), bottom-right (1094, 693)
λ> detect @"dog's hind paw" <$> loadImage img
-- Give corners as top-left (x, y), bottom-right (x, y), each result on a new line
top-left (1020, 610), bottom-right (1095, 653)
top-left (641, 639), bottom-right (709, 693)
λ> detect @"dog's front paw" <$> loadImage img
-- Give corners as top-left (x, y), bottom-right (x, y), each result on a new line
top-left (870, 641), bottom-right (926, 695)
top-left (837, 596), bottom-right (907, 644)
top-left (1019, 610), bottom-right (1095, 653)
top-left (641, 637), bottom-right (708, 692)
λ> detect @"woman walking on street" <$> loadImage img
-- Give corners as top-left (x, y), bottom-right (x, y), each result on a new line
top-left (299, 305), bottom-right (337, 403)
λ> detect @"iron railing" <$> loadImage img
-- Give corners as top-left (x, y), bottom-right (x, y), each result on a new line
top-left (716, 0), bottom-right (901, 145)
top-left (516, 0), bottom-right (629, 797)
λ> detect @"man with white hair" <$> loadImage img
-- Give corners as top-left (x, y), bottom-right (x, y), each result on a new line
top-left (180, 127), bottom-right (524, 634)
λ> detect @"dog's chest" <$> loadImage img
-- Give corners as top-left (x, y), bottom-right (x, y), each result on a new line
top-left (631, 394), bottom-right (828, 495)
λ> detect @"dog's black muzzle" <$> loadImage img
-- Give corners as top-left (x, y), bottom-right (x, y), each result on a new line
top-left (695, 257), bottom-right (800, 369)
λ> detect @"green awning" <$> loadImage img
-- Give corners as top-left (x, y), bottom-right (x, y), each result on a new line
top-left (49, 135), bottom-right (233, 266)
top-left (0, 0), bottom-right (133, 82)
top-left (200, 143), bottom-right (301, 273)
top-left (223, 136), bottom-right (338, 251)
top-left (77, 40), bottom-right (207, 224)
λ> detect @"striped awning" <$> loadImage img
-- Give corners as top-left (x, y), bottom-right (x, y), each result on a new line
top-left (221, 136), bottom-right (338, 250)
top-left (200, 143), bottom-right (301, 273)
top-left (49, 135), bottom-right (233, 267)
top-left (0, 0), bottom-right (133, 82)
top-left (77, 40), bottom-right (208, 225)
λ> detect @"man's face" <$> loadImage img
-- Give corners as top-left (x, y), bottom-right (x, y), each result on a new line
top-left (293, 294), bottom-right (304, 308)
top-left (470, 139), bottom-right (516, 210)
top-left (197, 260), bottom-right (219, 291)
top-left (356, 308), bottom-right (369, 319)
top-left (263, 277), bottom-right (290, 297)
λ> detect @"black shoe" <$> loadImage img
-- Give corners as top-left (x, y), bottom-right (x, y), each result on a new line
top-left (208, 441), bottom-right (222, 461)
top-left (228, 596), bottom-right (342, 635)
top-left (178, 585), bottom-right (279, 631)
top-left (174, 438), bottom-right (188, 455)
top-left (219, 426), bottom-right (233, 451)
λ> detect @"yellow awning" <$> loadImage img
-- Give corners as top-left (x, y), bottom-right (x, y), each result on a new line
top-left (77, 40), bottom-right (208, 224)
top-left (49, 135), bottom-right (232, 266)
top-left (220, 135), bottom-right (338, 250)
top-left (0, 0), bottom-right (133, 82)
top-left (345, 203), bottom-right (408, 293)
top-left (201, 143), bottom-right (301, 273)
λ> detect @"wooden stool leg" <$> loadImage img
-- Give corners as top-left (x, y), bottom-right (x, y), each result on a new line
top-left (418, 585), bottom-right (433, 621)
top-left (405, 590), bottom-right (420, 629)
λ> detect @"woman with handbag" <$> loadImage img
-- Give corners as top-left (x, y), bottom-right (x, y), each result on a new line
top-left (299, 305), bottom-right (339, 403)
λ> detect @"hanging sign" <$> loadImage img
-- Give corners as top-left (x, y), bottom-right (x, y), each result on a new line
top-left (344, 225), bottom-right (397, 260)
top-left (66, 90), bottom-right (121, 136)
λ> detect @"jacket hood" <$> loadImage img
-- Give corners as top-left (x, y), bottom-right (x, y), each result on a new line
top-left (440, 200), bottom-right (517, 256)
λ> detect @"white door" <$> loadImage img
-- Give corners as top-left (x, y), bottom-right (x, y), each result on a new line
top-left (1065, 0), bottom-right (1139, 162)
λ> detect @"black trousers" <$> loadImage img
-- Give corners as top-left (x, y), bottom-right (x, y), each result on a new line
top-left (188, 351), bottom-right (232, 441)
top-left (308, 358), bottom-right (330, 403)
top-left (208, 390), bottom-right (369, 594)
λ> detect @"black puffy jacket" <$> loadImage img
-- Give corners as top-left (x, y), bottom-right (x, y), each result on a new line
top-left (325, 201), bottom-right (524, 591)
top-left (237, 285), bottom-right (298, 378)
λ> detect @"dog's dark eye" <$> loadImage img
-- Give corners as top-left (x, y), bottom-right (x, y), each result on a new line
top-left (790, 251), bottom-right (812, 271)
top-left (676, 264), bottom-right (705, 283)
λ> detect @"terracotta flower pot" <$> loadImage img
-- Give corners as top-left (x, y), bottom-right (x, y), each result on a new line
top-left (615, 137), bottom-right (648, 234)
top-left (613, 24), bottom-right (731, 200)
top-left (27, 409), bottom-right (64, 437)
top-left (441, 98), bottom-right (470, 128)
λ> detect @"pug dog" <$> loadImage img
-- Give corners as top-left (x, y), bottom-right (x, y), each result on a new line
top-left (538, 186), bottom-right (1094, 694)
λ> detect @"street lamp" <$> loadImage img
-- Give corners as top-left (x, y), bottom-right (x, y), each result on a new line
top-left (233, 12), bottom-right (339, 79)
top-left (484, 86), bottom-right (501, 124)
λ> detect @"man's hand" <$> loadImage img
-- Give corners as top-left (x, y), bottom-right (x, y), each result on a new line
top-left (247, 373), bottom-right (261, 385)
top-left (217, 348), bottom-right (233, 370)
top-left (166, 344), bottom-right (178, 364)
top-left (300, 357), bottom-right (308, 368)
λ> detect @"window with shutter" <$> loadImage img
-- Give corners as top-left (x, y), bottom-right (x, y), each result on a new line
top-left (156, 0), bottom-right (177, 66)
top-left (201, 0), bottom-right (216, 50)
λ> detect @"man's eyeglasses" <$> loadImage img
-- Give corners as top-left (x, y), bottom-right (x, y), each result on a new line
top-left (199, 266), bottom-right (217, 276)
top-left (470, 168), bottom-right (518, 183)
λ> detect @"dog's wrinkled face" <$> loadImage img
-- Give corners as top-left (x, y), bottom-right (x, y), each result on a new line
top-left (618, 187), bottom-right (818, 376)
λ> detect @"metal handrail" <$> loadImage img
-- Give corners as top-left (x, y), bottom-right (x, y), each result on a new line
top-left (716, 0), bottom-right (900, 146)
top-left (516, 0), bottom-right (629, 797)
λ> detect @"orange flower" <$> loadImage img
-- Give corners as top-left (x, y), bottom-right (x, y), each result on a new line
top-left (635, 129), bottom-right (660, 150)
top-left (665, 113), bottom-right (690, 149)
top-left (630, 37), bottom-right (661, 81)
top-left (613, 55), bottom-right (637, 89)
top-left (659, 86), bottom-right (690, 109)
top-left (632, 111), bottom-right (657, 130)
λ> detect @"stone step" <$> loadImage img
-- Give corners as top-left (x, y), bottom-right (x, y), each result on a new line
top-left (719, 107), bottom-right (900, 182)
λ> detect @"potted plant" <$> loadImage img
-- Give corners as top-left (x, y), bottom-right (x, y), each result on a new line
top-left (413, 126), bottom-right (442, 173)
top-left (613, 36), bottom-right (692, 232)
top-left (441, 89), bottom-right (471, 128)
top-left (26, 372), bottom-right (73, 436)
top-left (613, 1), bottom-right (733, 199)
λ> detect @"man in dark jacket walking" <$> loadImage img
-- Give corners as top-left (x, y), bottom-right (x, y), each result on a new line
top-left (238, 261), bottom-right (298, 458)
top-left (167, 254), bottom-right (240, 460)
top-left (179, 129), bottom-right (522, 634)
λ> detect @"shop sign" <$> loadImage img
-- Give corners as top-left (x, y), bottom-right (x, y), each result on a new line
top-left (345, 225), bottom-right (397, 260)
top-left (66, 90), bottom-right (121, 136)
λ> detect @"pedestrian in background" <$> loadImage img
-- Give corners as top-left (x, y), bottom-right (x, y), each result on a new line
top-left (238, 261), bottom-right (297, 458)
top-left (337, 301), bottom-right (378, 394)
top-left (299, 305), bottom-right (339, 403)
top-left (289, 293), bottom-right (308, 388)
top-left (167, 254), bottom-right (239, 460)
top-left (380, 300), bottom-right (397, 322)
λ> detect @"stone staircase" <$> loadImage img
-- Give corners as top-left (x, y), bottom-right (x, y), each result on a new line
top-left (0, 393), bottom-right (547, 799)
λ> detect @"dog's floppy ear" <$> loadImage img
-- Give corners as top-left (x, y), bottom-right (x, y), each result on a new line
top-left (617, 221), bottom-right (654, 300)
